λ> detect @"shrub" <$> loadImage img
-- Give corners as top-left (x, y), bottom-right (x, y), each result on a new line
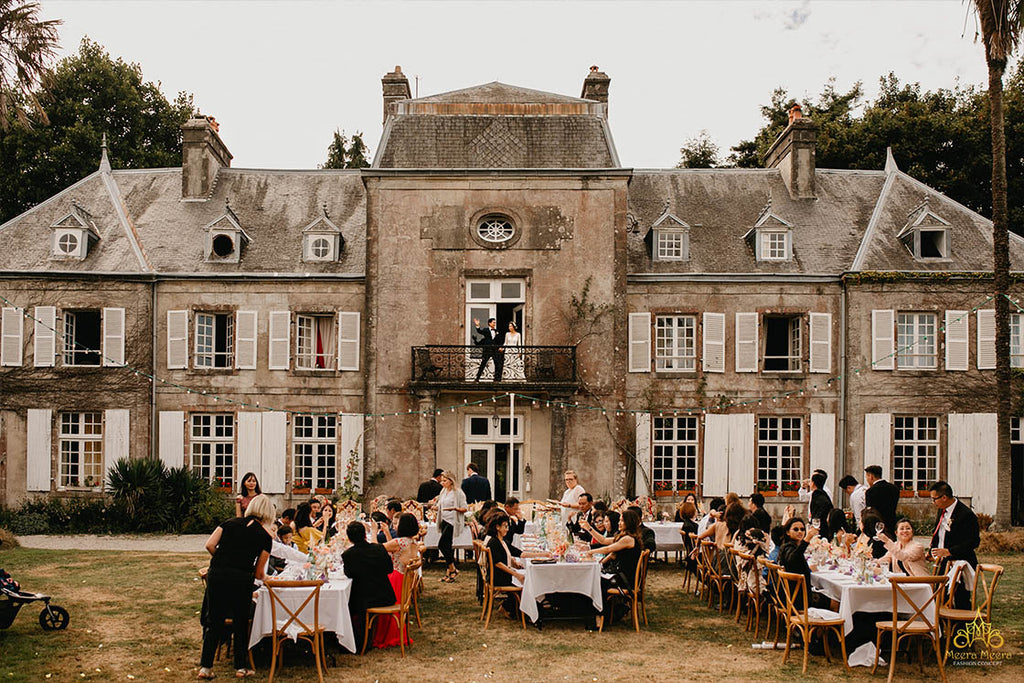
top-left (7, 512), bottom-right (50, 535)
top-left (0, 527), bottom-right (20, 549)
top-left (106, 457), bottom-right (170, 531)
top-left (978, 530), bottom-right (1024, 553)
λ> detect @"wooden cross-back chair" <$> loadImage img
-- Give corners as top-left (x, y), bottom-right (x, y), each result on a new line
top-left (939, 563), bottom-right (1003, 663)
top-left (599, 549), bottom-right (651, 632)
top-left (681, 531), bottom-right (698, 594)
top-left (699, 541), bottom-right (732, 612)
top-left (476, 540), bottom-right (526, 630)
top-left (263, 579), bottom-right (327, 683)
top-left (735, 550), bottom-right (763, 638)
top-left (757, 558), bottom-right (786, 648)
top-left (872, 575), bottom-right (947, 683)
top-left (362, 560), bottom-right (421, 657)
top-left (777, 569), bottom-right (850, 674)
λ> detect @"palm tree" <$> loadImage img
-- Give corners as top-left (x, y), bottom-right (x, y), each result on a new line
top-left (0, 0), bottom-right (61, 130)
top-left (973, 0), bottom-right (1021, 529)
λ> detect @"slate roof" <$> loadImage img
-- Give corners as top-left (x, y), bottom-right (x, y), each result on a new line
top-left (627, 167), bottom-right (1024, 275)
top-left (0, 167), bottom-right (366, 275)
top-left (374, 82), bottom-right (617, 169)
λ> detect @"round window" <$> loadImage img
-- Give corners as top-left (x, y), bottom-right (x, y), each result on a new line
top-left (476, 216), bottom-right (515, 244)
top-left (57, 232), bottom-right (79, 254)
top-left (311, 237), bottom-right (331, 259)
top-left (212, 233), bottom-right (235, 257)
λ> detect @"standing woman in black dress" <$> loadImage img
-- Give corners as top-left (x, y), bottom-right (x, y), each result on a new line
top-left (198, 494), bottom-right (275, 680)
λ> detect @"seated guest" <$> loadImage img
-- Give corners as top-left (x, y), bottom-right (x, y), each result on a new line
top-left (471, 500), bottom-right (499, 540)
top-left (733, 514), bottom-right (770, 594)
top-left (697, 501), bottom-right (744, 574)
top-left (308, 497), bottom-right (325, 533)
top-left (748, 493), bottom-right (772, 533)
top-left (628, 505), bottom-right (657, 554)
top-left (724, 491), bottom-right (741, 508)
top-left (856, 508), bottom-right (888, 560)
top-left (293, 502), bottom-right (323, 553)
top-left (676, 502), bottom-right (699, 571)
top-left (603, 509), bottom-right (620, 536)
top-left (879, 518), bottom-right (928, 577)
top-left (567, 493), bottom-right (595, 543)
top-left (777, 517), bottom-right (831, 609)
top-left (681, 492), bottom-right (704, 518)
top-left (376, 500), bottom-right (403, 543)
top-left (503, 498), bottom-right (526, 545)
top-left (319, 500), bottom-right (337, 541)
top-left (697, 497), bottom-right (724, 535)
top-left (582, 509), bottom-right (644, 623)
top-left (484, 512), bottom-right (525, 617)
top-left (276, 507), bottom-right (296, 531)
top-left (269, 525), bottom-right (298, 574)
top-left (823, 508), bottom-right (848, 543)
top-left (372, 513), bottom-right (423, 649)
top-left (342, 520), bottom-right (397, 652)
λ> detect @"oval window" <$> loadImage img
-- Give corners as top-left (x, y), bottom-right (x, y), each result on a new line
top-left (311, 237), bottom-right (331, 259)
top-left (57, 232), bottom-right (79, 254)
top-left (476, 215), bottom-right (515, 244)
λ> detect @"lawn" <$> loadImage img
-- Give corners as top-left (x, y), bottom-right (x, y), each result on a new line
top-left (0, 547), bottom-right (1020, 681)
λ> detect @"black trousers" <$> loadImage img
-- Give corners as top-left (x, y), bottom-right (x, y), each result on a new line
top-left (200, 569), bottom-right (254, 669)
top-left (475, 347), bottom-right (504, 380)
top-left (438, 520), bottom-right (457, 567)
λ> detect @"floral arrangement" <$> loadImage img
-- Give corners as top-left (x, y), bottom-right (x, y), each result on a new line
top-left (537, 512), bottom-right (570, 559)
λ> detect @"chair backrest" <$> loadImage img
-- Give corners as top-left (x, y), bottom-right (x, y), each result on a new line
top-left (264, 579), bottom-right (324, 638)
top-left (198, 567), bottom-right (209, 585)
top-left (473, 539), bottom-right (489, 583)
top-left (399, 560), bottom-right (421, 611)
top-left (757, 557), bottom-right (781, 607)
top-left (335, 499), bottom-right (361, 521)
top-left (699, 540), bottom-right (719, 575)
top-left (888, 575), bottom-right (946, 634)
top-left (738, 550), bottom-right (760, 594)
top-left (634, 548), bottom-right (651, 595)
top-left (633, 496), bottom-right (656, 521)
top-left (401, 499), bottom-right (424, 521)
top-left (777, 569), bottom-right (811, 623)
top-left (609, 497), bottom-right (631, 513)
top-left (974, 564), bottom-right (1004, 621)
top-left (369, 495), bottom-right (390, 514)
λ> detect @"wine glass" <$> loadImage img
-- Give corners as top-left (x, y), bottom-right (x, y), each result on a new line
top-left (874, 522), bottom-right (885, 539)
top-left (811, 518), bottom-right (821, 531)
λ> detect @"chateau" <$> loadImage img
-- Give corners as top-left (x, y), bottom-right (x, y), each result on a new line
top-left (1, 66), bottom-right (1020, 522)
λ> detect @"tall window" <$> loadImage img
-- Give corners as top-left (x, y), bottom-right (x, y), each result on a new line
top-left (59, 412), bottom-right (103, 489)
top-left (191, 414), bottom-right (234, 487)
top-left (63, 310), bottom-right (102, 366)
top-left (652, 416), bottom-right (698, 493)
top-left (655, 315), bottom-right (696, 371)
top-left (293, 415), bottom-right (337, 491)
top-left (195, 313), bottom-right (233, 368)
top-left (296, 314), bottom-right (336, 370)
top-left (896, 313), bottom-right (936, 369)
top-left (757, 417), bottom-right (802, 493)
top-left (893, 416), bottom-right (938, 493)
top-left (763, 315), bottom-right (801, 371)
top-left (1011, 313), bottom-right (1023, 369)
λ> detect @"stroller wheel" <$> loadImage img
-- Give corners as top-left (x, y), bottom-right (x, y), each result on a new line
top-left (39, 605), bottom-right (69, 630)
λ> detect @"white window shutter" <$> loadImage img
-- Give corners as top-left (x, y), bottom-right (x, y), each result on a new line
top-left (104, 409), bottom-right (130, 482)
top-left (33, 306), bottom-right (56, 367)
top-left (260, 411), bottom-right (287, 494)
top-left (341, 413), bottom-right (364, 493)
top-left (158, 411), bottom-right (185, 469)
top-left (634, 412), bottom-right (651, 496)
top-left (970, 414), bottom-right (997, 515)
top-left (235, 310), bottom-right (258, 370)
top-left (702, 312), bottom-right (725, 373)
top-left (268, 311), bottom-right (290, 370)
top-left (734, 312), bottom-right (758, 373)
top-left (977, 309), bottom-right (995, 370)
top-left (628, 312), bottom-right (651, 373)
top-left (237, 412), bottom-right (262, 484)
top-left (810, 413), bottom-right (836, 499)
top-left (1, 307), bottom-right (23, 367)
top-left (727, 414), bottom-right (755, 495)
top-left (702, 414), bottom-right (730, 496)
top-left (809, 312), bottom-right (832, 373)
top-left (871, 309), bottom-right (895, 370)
top-left (863, 413), bottom-right (891, 480)
top-left (167, 310), bottom-right (188, 370)
top-left (944, 310), bottom-right (969, 371)
top-left (102, 307), bottom-right (126, 367)
top-left (26, 408), bottom-right (52, 491)
top-left (338, 312), bottom-right (360, 371)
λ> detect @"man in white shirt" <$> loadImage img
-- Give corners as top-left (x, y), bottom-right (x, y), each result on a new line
top-left (838, 475), bottom-right (868, 530)
top-left (697, 496), bottom-right (724, 535)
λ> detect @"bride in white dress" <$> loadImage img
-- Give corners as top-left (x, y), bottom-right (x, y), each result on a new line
top-left (503, 321), bottom-right (524, 381)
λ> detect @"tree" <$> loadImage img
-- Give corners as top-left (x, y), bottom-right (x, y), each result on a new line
top-left (320, 128), bottom-right (371, 169)
top-left (972, 0), bottom-right (1021, 529)
top-left (0, 0), bottom-right (60, 130)
top-left (675, 129), bottom-right (720, 168)
top-left (0, 37), bottom-right (195, 224)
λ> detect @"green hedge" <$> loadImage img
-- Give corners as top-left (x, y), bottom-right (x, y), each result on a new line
top-left (0, 459), bottom-right (233, 535)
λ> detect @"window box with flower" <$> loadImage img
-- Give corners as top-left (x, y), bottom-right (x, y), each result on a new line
top-left (653, 480), bottom-right (674, 496)
top-left (756, 480), bottom-right (780, 497)
top-left (292, 479), bottom-right (311, 494)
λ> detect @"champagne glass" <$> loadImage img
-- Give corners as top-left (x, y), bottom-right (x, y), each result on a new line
top-left (874, 522), bottom-right (885, 539)
top-left (812, 518), bottom-right (821, 531)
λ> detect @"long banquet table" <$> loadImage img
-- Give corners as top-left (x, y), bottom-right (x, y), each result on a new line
top-left (810, 569), bottom-right (935, 636)
top-left (422, 521), bottom-right (537, 550)
top-left (518, 558), bottom-right (603, 623)
top-left (249, 575), bottom-right (356, 653)
top-left (648, 521), bottom-right (687, 552)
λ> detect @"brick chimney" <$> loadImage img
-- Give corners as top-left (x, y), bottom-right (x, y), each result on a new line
top-left (382, 66), bottom-right (412, 124)
top-left (181, 116), bottom-right (232, 200)
top-left (581, 65), bottom-right (610, 119)
top-left (765, 104), bottom-right (817, 199)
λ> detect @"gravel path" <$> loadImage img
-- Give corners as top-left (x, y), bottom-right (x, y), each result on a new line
top-left (16, 534), bottom-right (208, 552)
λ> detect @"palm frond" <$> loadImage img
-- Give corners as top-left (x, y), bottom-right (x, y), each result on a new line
top-left (973, 0), bottom-right (1024, 63)
top-left (0, 0), bottom-right (61, 129)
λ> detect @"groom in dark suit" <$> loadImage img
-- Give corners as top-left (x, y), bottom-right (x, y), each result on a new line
top-left (929, 480), bottom-right (980, 609)
top-left (473, 317), bottom-right (504, 381)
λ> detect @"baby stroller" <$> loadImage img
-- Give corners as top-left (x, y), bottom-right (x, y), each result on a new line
top-left (0, 564), bottom-right (69, 631)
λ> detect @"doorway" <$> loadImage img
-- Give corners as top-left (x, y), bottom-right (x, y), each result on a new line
top-left (465, 414), bottom-right (524, 502)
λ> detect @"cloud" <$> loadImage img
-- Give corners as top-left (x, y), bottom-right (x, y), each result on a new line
top-left (784, 1), bottom-right (812, 31)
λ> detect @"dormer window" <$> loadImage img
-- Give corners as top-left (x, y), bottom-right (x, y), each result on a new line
top-left (204, 204), bottom-right (249, 263)
top-left (760, 230), bottom-right (790, 261)
top-left (301, 205), bottom-right (343, 262)
top-left (899, 197), bottom-right (951, 260)
top-left (50, 202), bottom-right (99, 260)
top-left (647, 211), bottom-right (690, 262)
top-left (745, 203), bottom-right (793, 262)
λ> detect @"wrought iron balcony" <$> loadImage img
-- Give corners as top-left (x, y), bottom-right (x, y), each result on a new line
top-left (409, 345), bottom-right (577, 388)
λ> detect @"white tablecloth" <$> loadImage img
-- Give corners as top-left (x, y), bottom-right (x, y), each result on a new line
top-left (422, 523), bottom-right (474, 550)
top-left (249, 577), bottom-right (356, 653)
top-left (649, 522), bottom-right (687, 551)
top-left (810, 570), bottom-right (934, 636)
top-left (519, 559), bottom-right (603, 623)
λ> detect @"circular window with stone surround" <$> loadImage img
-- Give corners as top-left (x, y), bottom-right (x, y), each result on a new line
top-left (476, 215), bottom-right (516, 244)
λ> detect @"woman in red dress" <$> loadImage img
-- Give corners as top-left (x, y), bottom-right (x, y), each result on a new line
top-left (371, 513), bottom-right (423, 648)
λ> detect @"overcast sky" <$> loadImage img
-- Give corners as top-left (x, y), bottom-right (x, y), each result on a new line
top-left (43, 0), bottom-right (993, 170)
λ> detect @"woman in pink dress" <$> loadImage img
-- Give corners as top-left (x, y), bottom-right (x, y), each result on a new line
top-left (371, 513), bottom-right (423, 649)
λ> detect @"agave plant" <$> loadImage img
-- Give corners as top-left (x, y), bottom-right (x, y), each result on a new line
top-left (105, 457), bottom-right (167, 530)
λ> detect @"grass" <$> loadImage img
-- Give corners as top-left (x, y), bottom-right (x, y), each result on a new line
top-left (0, 547), bottom-right (1021, 681)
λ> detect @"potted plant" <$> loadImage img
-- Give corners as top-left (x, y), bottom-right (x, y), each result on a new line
top-left (292, 479), bottom-right (311, 494)
top-left (216, 476), bottom-right (233, 492)
top-left (653, 480), bottom-right (673, 496)
top-left (756, 480), bottom-right (780, 497)
top-left (780, 481), bottom-right (799, 497)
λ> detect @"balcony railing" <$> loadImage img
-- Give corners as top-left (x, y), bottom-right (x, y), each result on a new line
top-left (410, 345), bottom-right (577, 387)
